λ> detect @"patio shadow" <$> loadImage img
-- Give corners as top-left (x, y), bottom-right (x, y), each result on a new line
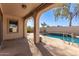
top-left (35, 42), bottom-right (53, 56)
top-left (0, 38), bottom-right (32, 56)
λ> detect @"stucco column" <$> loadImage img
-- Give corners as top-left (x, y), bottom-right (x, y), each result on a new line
top-left (23, 19), bottom-right (27, 38)
top-left (0, 8), bottom-right (3, 49)
top-left (33, 12), bottom-right (40, 44)
top-left (23, 19), bottom-right (25, 38)
top-left (24, 19), bottom-right (27, 38)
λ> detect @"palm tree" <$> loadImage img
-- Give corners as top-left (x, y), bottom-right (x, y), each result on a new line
top-left (47, 25), bottom-right (50, 28)
top-left (41, 22), bottom-right (47, 33)
top-left (54, 3), bottom-right (79, 26)
top-left (41, 22), bottom-right (47, 27)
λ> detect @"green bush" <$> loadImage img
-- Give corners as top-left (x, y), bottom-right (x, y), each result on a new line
top-left (27, 26), bottom-right (33, 33)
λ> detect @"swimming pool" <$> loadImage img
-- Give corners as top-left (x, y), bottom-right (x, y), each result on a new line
top-left (47, 33), bottom-right (79, 45)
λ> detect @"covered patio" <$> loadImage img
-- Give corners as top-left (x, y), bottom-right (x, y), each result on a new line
top-left (0, 3), bottom-right (79, 56)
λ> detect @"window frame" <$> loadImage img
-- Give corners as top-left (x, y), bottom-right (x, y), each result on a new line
top-left (7, 19), bottom-right (19, 33)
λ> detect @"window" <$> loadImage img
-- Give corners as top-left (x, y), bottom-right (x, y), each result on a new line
top-left (8, 20), bottom-right (18, 33)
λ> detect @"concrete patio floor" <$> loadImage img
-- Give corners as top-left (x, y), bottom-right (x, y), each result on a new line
top-left (0, 37), bottom-right (79, 56)
top-left (0, 38), bottom-right (32, 56)
top-left (0, 38), bottom-right (54, 56)
top-left (27, 33), bottom-right (79, 56)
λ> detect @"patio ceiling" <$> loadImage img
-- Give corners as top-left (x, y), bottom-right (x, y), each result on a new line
top-left (1, 3), bottom-right (41, 17)
top-left (23, 3), bottom-right (65, 19)
top-left (1, 3), bottom-right (65, 19)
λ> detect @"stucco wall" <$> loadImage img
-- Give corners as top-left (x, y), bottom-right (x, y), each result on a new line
top-left (3, 14), bottom-right (23, 40)
top-left (0, 4), bottom-right (1, 8)
top-left (0, 5), bottom-right (3, 45)
top-left (45, 26), bottom-right (79, 35)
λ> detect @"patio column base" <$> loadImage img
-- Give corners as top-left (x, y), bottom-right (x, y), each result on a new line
top-left (0, 45), bottom-right (2, 50)
top-left (0, 42), bottom-right (4, 50)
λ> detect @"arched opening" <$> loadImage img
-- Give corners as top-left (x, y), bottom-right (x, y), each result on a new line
top-left (39, 3), bottom-right (79, 46)
top-left (25, 16), bottom-right (34, 43)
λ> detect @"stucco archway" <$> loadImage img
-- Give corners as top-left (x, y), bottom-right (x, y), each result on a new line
top-left (33, 3), bottom-right (64, 44)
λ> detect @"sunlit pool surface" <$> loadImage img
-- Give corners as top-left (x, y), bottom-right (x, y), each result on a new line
top-left (47, 33), bottom-right (79, 45)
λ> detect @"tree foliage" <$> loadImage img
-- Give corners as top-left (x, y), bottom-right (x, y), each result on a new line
top-left (27, 26), bottom-right (33, 33)
top-left (41, 22), bottom-right (47, 33)
top-left (54, 3), bottom-right (79, 26)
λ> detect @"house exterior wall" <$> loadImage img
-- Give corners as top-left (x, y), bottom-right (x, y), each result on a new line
top-left (3, 14), bottom-right (24, 40)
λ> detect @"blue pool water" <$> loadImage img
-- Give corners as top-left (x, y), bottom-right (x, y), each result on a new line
top-left (47, 33), bottom-right (79, 45)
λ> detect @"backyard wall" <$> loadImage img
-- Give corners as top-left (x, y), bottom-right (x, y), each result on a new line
top-left (3, 14), bottom-right (24, 40)
top-left (45, 26), bottom-right (79, 35)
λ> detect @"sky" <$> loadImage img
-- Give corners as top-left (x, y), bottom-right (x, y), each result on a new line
top-left (27, 4), bottom-right (79, 27)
